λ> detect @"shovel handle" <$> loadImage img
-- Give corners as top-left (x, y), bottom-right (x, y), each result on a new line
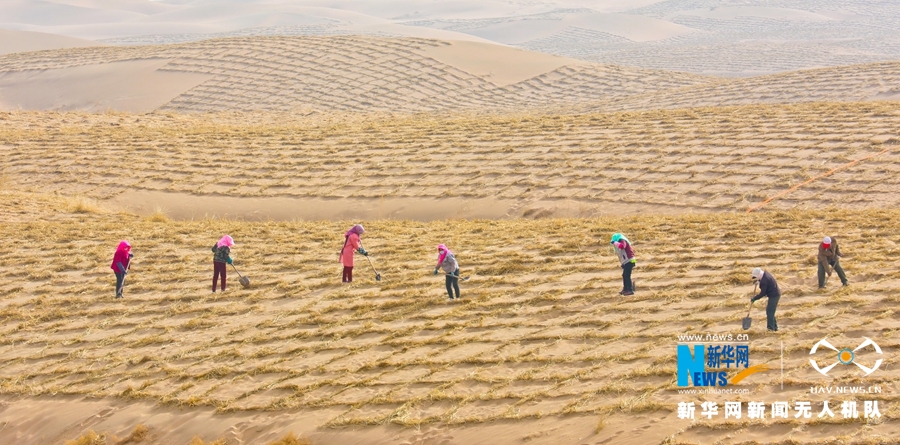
top-left (230, 263), bottom-right (243, 278)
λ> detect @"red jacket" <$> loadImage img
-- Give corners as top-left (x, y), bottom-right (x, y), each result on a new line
top-left (111, 241), bottom-right (131, 273)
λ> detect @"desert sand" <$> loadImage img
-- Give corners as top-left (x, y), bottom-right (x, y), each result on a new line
top-left (0, 191), bottom-right (898, 445)
top-left (2, 101), bottom-right (899, 221)
top-left (0, 29), bottom-right (103, 56)
top-left (1, 35), bottom-right (898, 116)
top-left (2, 2), bottom-right (900, 443)
top-left (4, 1), bottom-right (900, 75)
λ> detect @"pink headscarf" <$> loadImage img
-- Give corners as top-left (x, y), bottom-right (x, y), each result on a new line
top-left (345, 224), bottom-right (365, 238)
top-left (217, 235), bottom-right (234, 248)
top-left (116, 240), bottom-right (131, 253)
top-left (437, 244), bottom-right (451, 264)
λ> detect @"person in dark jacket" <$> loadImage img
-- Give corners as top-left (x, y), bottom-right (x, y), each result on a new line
top-left (817, 236), bottom-right (848, 288)
top-left (110, 240), bottom-right (133, 298)
top-left (212, 235), bottom-right (234, 292)
top-left (751, 267), bottom-right (780, 332)
top-left (611, 233), bottom-right (636, 295)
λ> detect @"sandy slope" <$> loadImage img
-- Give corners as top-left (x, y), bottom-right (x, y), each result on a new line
top-left (0, 191), bottom-right (897, 444)
top-left (6, 1), bottom-right (900, 76)
top-left (1, 35), bottom-right (898, 115)
top-left (0, 29), bottom-right (103, 56)
top-left (0, 36), bottom-right (707, 113)
top-left (0, 59), bottom-right (211, 112)
top-left (2, 102), bottom-right (899, 221)
top-left (597, 61), bottom-right (900, 112)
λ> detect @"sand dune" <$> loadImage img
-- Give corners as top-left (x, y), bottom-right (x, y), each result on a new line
top-left (0, 59), bottom-right (211, 112)
top-left (5, 1), bottom-right (900, 75)
top-left (0, 36), bottom-right (709, 114)
top-left (0, 190), bottom-right (898, 444)
top-left (2, 4), bottom-right (899, 444)
top-left (0, 29), bottom-right (103, 56)
top-left (3, 102), bottom-right (899, 222)
top-left (2, 35), bottom-right (898, 115)
top-left (599, 61), bottom-right (900, 112)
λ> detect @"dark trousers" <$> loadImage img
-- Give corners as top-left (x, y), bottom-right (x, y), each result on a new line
top-left (622, 261), bottom-right (635, 292)
top-left (445, 268), bottom-right (460, 299)
top-left (818, 260), bottom-right (848, 287)
top-left (342, 266), bottom-right (353, 283)
top-left (213, 261), bottom-right (227, 291)
top-left (766, 296), bottom-right (779, 331)
top-left (115, 271), bottom-right (125, 296)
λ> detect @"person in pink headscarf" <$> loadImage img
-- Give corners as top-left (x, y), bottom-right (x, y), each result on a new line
top-left (211, 235), bottom-right (234, 292)
top-left (433, 244), bottom-right (460, 300)
top-left (340, 224), bottom-right (367, 283)
top-left (110, 240), bottom-right (133, 298)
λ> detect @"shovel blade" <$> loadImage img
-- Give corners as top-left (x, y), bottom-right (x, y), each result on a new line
top-left (239, 276), bottom-right (251, 288)
top-left (742, 317), bottom-right (752, 330)
top-left (375, 273), bottom-right (381, 281)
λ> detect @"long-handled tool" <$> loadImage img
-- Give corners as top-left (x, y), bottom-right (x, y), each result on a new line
top-left (364, 255), bottom-right (381, 281)
top-left (443, 273), bottom-right (470, 281)
top-left (231, 263), bottom-right (251, 288)
top-left (742, 301), bottom-right (753, 330)
top-left (742, 281), bottom-right (758, 330)
top-left (116, 254), bottom-right (134, 299)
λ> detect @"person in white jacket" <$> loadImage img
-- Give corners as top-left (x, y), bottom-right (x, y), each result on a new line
top-left (610, 233), bottom-right (636, 295)
top-left (433, 244), bottom-right (460, 300)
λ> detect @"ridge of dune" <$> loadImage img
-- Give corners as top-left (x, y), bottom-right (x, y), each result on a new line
top-left (0, 29), bottom-right (104, 56)
top-left (0, 35), bottom-right (710, 114)
top-left (1, 34), bottom-right (898, 115)
top-left (596, 60), bottom-right (900, 113)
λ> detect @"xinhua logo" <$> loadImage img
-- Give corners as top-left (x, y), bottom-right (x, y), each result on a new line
top-left (810, 337), bottom-right (883, 377)
top-left (677, 344), bottom-right (769, 387)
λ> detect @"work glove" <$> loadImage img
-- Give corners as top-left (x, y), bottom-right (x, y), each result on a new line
top-left (227, 257), bottom-right (233, 265)
top-left (433, 269), bottom-right (439, 275)
top-left (128, 253), bottom-right (134, 258)
top-left (357, 247), bottom-right (368, 256)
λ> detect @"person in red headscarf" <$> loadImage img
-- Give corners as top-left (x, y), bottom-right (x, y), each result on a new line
top-left (110, 240), bottom-right (133, 298)
top-left (817, 236), bottom-right (848, 288)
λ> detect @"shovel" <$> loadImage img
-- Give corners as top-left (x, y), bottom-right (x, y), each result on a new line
top-left (742, 301), bottom-right (753, 330)
top-left (231, 263), bottom-right (251, 288)
top-left (742, 282), bottom-right (758, 330)
top-left (364, 255), bottom-right (381, 281)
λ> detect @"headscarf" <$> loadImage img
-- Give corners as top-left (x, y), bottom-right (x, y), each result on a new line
top-left (345, 224), bottom-right (365, 238)
top-left (610, 233), bottom-right (630, 245)
top-left (217, 235), bottom-right (234, 248)
top-left (822, 236), bottom-right (831, 248)
top-left (116, 240), bottom-right (131, 253)
top-left (751, 268), bottom-right (763, 280)
top-left (437, 244), bottom-right (451, 264)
